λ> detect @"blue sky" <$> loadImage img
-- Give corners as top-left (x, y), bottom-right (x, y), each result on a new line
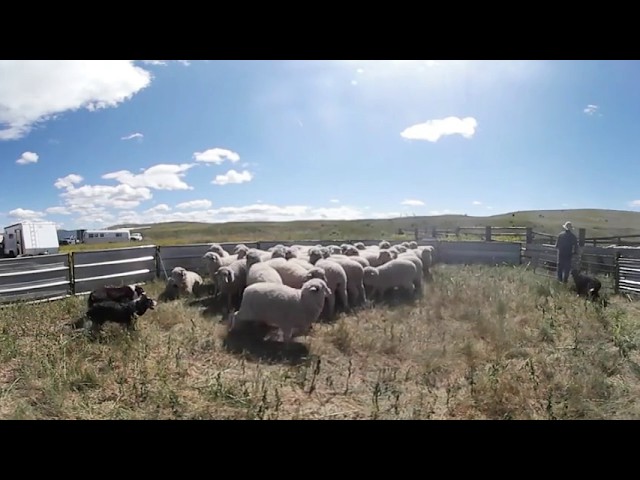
top-left (0, 59), bottom-right (638, 230)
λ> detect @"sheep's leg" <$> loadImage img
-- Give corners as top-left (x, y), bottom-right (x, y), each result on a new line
top-left (338, 285), bottom-right (350, 313)
top-left (358, 284), bottom-right (367, 306)
top-left (280, 327), bottom-right (293, 343)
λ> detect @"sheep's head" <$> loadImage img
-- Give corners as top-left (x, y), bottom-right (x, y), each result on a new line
top-left (378, 250), bottom-right (394, 264)
top-left (246, 250), bottom-right (263, 267)
top-left (215, 267), bottom-right (235, 285)
top-left (354, 242), bottom-right (366, 250)
top-left (379, 240), bottom-right (391, 250)
top-left (329, 246), bottom-right (342, 255)
top-left (308, 248), bottom-right (322, 265)
top-left (271, 246), bottom-right (287, 259)
top-left (208, 244), bottom-right (226, 256)
top-left (284, 247), bottom-right (297, 260)
top-left (344, 246), bottom-right (359, 256)
top-left (401, 241), bottom-right (411, 248)
top-left (305, 266), bottom-right (327, 283)
top-left (303, 278), bottom-right (332, 299)
top-left (320, 247), bottom-right (331, 259)
top-left (395, 245), bottom-right (407, 253)
top-left (408, 241), bottom-right (418, 249)
top-left (203, 251), bottom-right (222, 268)
top-left (340, 243), bottom-right (351, 253)
top-left (234, 244), bottom-right (249, 258)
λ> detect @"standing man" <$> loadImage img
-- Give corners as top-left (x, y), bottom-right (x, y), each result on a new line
top-left (555, 221), bottom-right (579, 283)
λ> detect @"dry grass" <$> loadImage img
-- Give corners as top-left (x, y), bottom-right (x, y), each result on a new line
top-left (2, 263), bottom-right (640, 419)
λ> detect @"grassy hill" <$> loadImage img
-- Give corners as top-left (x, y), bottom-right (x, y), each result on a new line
top-left (106, 208), bottom-right (640, 246)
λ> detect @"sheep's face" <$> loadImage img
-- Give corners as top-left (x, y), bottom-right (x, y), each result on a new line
top-left (396, 245), bottom-right (407, 253)
top-left (304, 279), bottom-right (332, 299)
top-left (308, 249), bottom-right (322, 265)
top-left (216, 267), bottom-right (234, 285)
top-left (305, 267), bottom-right (327, 283)
top-left (271, 246), bottom-right (286, 259)
top-left (344, 246), bottom-right (359, 256)
top-left (284, 248), bottom-right (297, 260)
top-left (378, 250), bottom-right (393, 263)
top-left (320, 248), bottom-right (331, 258)
top-left (203, 251), bottom-right (221, 266)
top-left (379, 241), bottom-right (391, 250)
top-left (246, 251), bottom-right (262, 267)
top-left (355, 243), bottom-right (366, 250)
top-left (235, 245), bottom-right (249, 259)
top-left (408, 241), bottom-right (418, 249)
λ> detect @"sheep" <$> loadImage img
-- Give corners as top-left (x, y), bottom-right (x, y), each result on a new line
top-left (245, 249), bottom-right (284, 286)
top-left (408, 241), bottom-right (418, 249)
top-left (363, 258), bottom-right (419, 302)
top-left (354, 242), bottom-right (366, 250)
top-left (345, 248), bottom-right (379, 266)
top-left (379, 240), bottom-right (391, 250)
top-left (234, 244), bottom-right (250, 259)
top-left (288, 257), bottom-right (315, 271)
top-left (71, 294), bottom-right (157, 334)
top-left (336, 250), bottom-right (370, 268)
top-left (228, 278), bottom-right (332, 343)
top-left (87, 284), bottom-right (145, 308)
top-left (265, 257), bottom-right (311, 289)
top-left (406, 246), bottom-right (434, 281)
top-left (309, 248), bottom-right (366, 307)
top-left (305, 260), bottom-right (349, 319)
top-left (398, 252), bottom-right (424, 294)
top-left (203, 251), bottom-right (239, 281)
top-left (170, 267), bottom-right (204, 295)
top-left (571, 269), bottom-right (604, 302)
top-left (207, 243), bottom-right (229, 257)
top-left (214, 260), bottom-right (248, 313)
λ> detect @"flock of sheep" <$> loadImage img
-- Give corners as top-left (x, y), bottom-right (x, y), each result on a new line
top-left (164, 240), bottom-right (435, 342)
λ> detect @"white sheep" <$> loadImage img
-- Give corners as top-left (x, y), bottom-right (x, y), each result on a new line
top-left (208, 243), bottom-right (229, 257)
top-left (245, 249), bottom-right (284, 286)
top-left (265, 257), bottom-right (311, 289)
top-left (234, 244), bottom-right (250, 259)
top-left (354, 242), bottom-right (366, 250)
top-left (379, 240), bottom-right (391, 250)
top-left (362, 258), bottom-right (418, 302)
top-left (214, 259), bottom-right (248, 313)
top-left (398, 252), bottom-right (424, 294)
top-left (228, 278), bottom-right (332, 343)
top-left (305, 260), bottom-right (349, 319)
top-left (309, 248), bottom-right (366, 307)
top-left (203, 251), bottom-right (238, 282)
top-left (407, 246), bottom-right (434, 280)
top-left (170, 266), bottom-right (204, 295)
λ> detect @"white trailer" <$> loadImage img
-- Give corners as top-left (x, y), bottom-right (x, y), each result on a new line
top-left (1, 221), bottom-right (60, 257)
top-left (82, 229), bottom-right (131, 244)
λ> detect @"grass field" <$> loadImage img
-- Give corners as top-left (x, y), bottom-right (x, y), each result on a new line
top-left (2, 263), bottom-right (639, 420)
top-left (56, 208), bottom-right (640, 254)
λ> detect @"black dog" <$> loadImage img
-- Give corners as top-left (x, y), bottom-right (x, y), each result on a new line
top-left (87, 284), bottom-right (146, 308)
top-left (571, 269), bottom-right (603, 302)
top-left (69, 294), bottom-right (157, 333)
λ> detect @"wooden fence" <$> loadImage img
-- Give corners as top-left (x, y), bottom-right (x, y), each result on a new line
top-left (1, 238), bottom-right (640, 306)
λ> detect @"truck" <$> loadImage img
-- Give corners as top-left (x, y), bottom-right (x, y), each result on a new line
top-left (82, 229), bottom-right (131, 244)
top-left (1, 221), bottom-right (60, 258)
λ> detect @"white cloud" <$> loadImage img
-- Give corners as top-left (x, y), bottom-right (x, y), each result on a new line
top-left (121, 132), bottom-right (143, 141)
top-left (176, 199), bottom-right (212, 210)
top-left (194, 147), bottom-right (240, 165)
top-left (584, 104), bottom-right (599, 116)
top-left (329, 199), bottom-right (340, 203)
top-left (629, 200), bottom-right (640, 208)
top-left (61, 183), bottom-right (153, 211)
top-left (212, 169), bottom-right (253, 185)
top-left (144, 204), bottom-right (171, 214)
top-left (429, 209), bottom-right (459, 216)
top-left (401, 199), bottom-right (425, 207)
top-left (472, 200), bottom-right (482, 205)
top-left (45, 206), bottom-right (71, 215)
top-left (102, 163), bottom-right (195, 190)
top-left (0, 60), bottom-right (151, 141)
top-left (16, 151), bottom-right (39, 165)
top-left (400, 116), bottom-right (478, 142)
top-left (54, 174), bottom-right (83, 190)
top-left (140, 60), bottom-right (191, 67)
top-left (8, 208), bottom-right (46, 221)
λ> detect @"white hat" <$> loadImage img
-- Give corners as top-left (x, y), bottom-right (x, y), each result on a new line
top-left (563, 221), bottom-right (573, 230)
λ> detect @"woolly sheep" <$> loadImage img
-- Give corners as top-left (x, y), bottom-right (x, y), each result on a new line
top-left (228, 278), bottom-right (332, 343)
top-left (208, 243), bottom-right (229, 257)
top-left (379, 240), bottom-right (391, 250)
top-left (306, 260), bottom-right (349, 319)
top-left (354, 242), bottom-right (366, 250)
top-left (245, 250), bottom-right (284, 286)
top-left (309, 248), bottom-right (366, 307)
top-left (214, 260), bottom-right (248, 313)
top-left (170, 267), bottom-right (204, 295)
top-left (397, 252), bottom-right (424, 294)
top-left (234, 244), bottom-right (250, 259)
top-left (363, 258), bottom-right (419, 302)
top-left (265, 257), bottom-right (311, 289)
top-left (288, 257), bottom-right (315, 271)
top-left (408, 241), bottom-right (418, 249)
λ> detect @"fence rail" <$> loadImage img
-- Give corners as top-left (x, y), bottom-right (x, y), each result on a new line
top-left (1, 237), bottom-right (640, 305)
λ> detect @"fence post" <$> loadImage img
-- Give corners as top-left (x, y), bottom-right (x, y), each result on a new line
top-left (69, 252), bottom-right (75, 296)
top-left (614, 252), bottom-right (620, 295)
top-left (431, 227), bottom-right (437, 239)
top-left (414, 228), bottom-right (419, 241)
top-left (525, 227), bottom-right (533, 244)
top-left (155, 245), bottom-right (161, 280)
top-left (485, 226), bottom-right (492, 242)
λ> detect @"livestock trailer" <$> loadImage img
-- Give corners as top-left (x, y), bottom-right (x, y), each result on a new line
top-left (1, 220), bottom-right (60, 257)
top-left (82, 229), bottom-right (131, 244)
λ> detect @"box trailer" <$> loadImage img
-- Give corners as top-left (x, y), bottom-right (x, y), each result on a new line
top-left (2, 221), bottom-right (60, 257)
top-left (82, 229), bottom-right (131, 244)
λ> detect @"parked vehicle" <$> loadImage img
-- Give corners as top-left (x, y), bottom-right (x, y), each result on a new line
top-left (1, 221), bottom-right (60, 258)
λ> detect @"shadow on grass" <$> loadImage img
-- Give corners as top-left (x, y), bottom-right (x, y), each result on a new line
top-left (222, 322), bottom-right (310, 365)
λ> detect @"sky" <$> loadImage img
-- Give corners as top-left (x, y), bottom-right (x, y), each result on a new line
top-left (0, 59), bottom-right (638, 230)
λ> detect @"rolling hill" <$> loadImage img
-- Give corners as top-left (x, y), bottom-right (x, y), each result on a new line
top-left (108, 208), bottom-right (640, 245)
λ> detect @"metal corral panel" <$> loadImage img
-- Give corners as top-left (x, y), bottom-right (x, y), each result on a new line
top-left (438, 241), bottom-right (522, 265)
top-left (157, 244), bottom-right (213, 278)
top-left (0, 253), bottom-right (71, 304)
top-left (72, 246), bottom-right (157, 295)
top-left (618, 255), bottom-right (640, 296)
